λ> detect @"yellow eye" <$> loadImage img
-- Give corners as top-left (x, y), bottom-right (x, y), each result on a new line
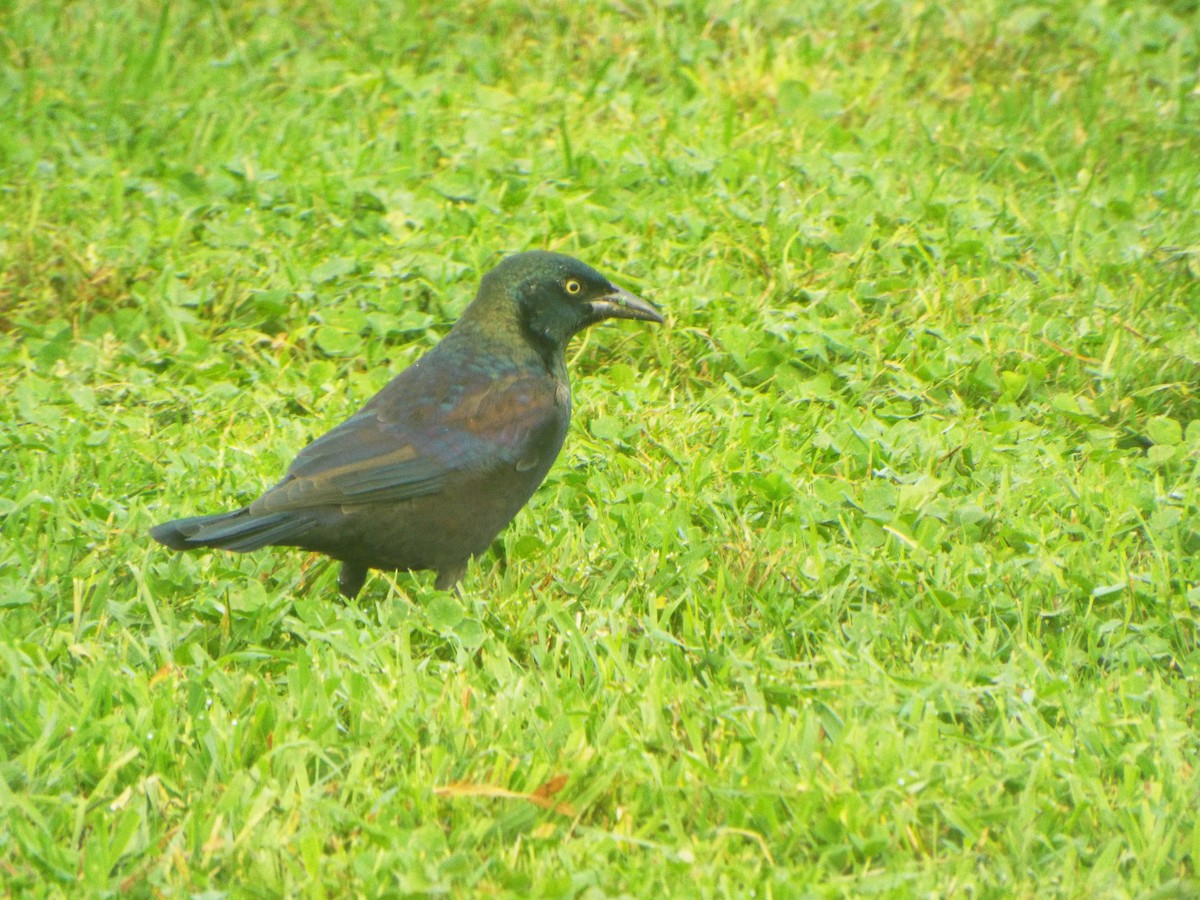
top-left (565, 279), bottom-right (582, 295)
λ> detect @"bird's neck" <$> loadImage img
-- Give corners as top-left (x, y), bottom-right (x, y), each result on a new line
top-left (443, 313), bottom-right (567, 380)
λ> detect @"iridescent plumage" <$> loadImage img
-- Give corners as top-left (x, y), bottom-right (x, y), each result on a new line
top-left (151, 251), bottom-right (663, 597)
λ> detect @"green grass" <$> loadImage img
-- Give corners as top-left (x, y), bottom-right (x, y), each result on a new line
top-left (2, 0), bottom-right (1198, 894)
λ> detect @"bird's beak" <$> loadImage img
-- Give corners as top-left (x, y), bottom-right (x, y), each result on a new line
top-left (590, 285), bottom-right (664, 324)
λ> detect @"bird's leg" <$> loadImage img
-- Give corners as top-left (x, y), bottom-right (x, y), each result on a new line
top-left (434, 563), bottom-right (467, 593)
top-left (338, 562), bottom-right (368, 599)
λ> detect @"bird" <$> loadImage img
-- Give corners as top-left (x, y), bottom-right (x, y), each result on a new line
top-left (150, 250), bottom-right (664, 598)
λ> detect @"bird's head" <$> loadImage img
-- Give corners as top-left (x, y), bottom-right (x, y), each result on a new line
top-left (475, 251), bottom-right (663, 353)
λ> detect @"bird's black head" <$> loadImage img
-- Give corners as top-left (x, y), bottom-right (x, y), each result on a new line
top-left (477, 251), bottom-right (663, 356)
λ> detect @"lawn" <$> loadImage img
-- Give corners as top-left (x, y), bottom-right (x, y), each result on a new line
top-left (1, 0), bottom-right (1198, 895)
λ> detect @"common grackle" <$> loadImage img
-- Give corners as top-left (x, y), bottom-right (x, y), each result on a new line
top-left (151, 251), bottom-right (663, 598)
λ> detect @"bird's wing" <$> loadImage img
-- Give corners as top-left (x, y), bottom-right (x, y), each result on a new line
top-left (249, 369), bottom-right (564, 514)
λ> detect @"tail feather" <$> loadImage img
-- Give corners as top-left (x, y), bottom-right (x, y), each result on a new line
top-left (151, 509), bottom-right (318, 553)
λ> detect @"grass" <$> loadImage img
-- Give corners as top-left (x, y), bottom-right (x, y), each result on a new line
top-left (1, 0), bottom-right (1198, 894)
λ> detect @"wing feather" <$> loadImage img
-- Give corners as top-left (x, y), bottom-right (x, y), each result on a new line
top-left (250, 368), bottom-right (562, 515)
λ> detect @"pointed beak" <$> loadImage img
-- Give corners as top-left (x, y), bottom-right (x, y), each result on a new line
top-left (589, 284), bottom-right (664, 324)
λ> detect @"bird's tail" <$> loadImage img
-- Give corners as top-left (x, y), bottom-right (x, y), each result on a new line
top-left (150, 508), bottom-right (316, 553)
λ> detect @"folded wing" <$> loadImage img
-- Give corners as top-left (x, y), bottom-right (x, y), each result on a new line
top-left (250, 368), bottom-right (563, 516)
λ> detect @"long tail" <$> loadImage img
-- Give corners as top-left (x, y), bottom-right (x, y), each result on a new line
top-left (150, 509), bottom-right (317, 553)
